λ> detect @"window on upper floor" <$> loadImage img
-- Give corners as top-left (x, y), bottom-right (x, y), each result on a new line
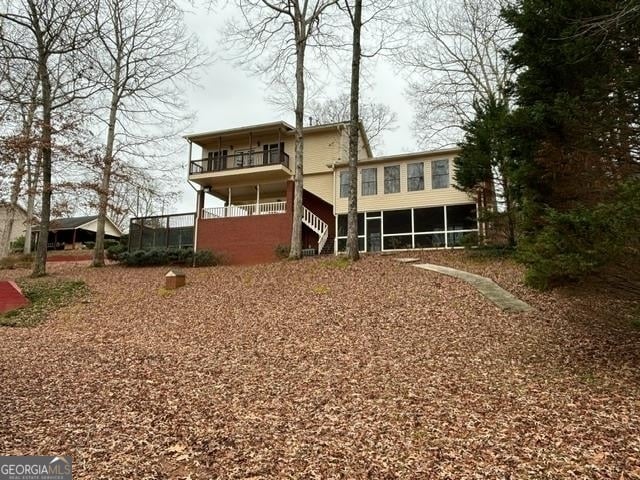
top-left (431, 159), bottom-right (449, 189)
top-left (384, 165), bottom-right (401, 194)
top-left (407, 162), bottom-right (424, 191)
top-left (361, 168), bottom-right (377, 195)
top-left (340, 171), bottom-right (350, 198)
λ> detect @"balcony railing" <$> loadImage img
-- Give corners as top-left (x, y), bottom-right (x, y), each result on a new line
top-left (189, 150), bottom-right (290, 175)
top-left (202, 201), bottom-right (286, 219)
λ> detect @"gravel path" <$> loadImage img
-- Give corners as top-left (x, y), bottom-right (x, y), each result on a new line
top-left (1, 255), bottom-right (639, 478)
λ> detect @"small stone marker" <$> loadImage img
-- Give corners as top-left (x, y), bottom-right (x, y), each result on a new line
top-left (165, 269), bottom-right (186, 290)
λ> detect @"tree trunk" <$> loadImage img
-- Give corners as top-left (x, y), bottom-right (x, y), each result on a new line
top-left (32, 65), bottom-right (52, 277)
top-left (93, 71), bottom-right (121, 267)
top-left (346, 0), bottom-right (362, 261)
top-left (24, 149), bottom-right (42, 255)
top-left (289, 38), bottom-right (306, 260)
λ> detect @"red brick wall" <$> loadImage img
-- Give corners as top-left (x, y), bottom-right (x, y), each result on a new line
top-left (196, 181), bottom-right (294, 264)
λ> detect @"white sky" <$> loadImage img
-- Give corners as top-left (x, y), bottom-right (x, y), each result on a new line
top-left (174, 4), bottom-right (419, 213)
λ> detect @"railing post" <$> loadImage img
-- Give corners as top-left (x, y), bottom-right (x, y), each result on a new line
top-left (166, 215), bottom-right (170, 248)
top-left (256, 184), bottom-right (260, 215)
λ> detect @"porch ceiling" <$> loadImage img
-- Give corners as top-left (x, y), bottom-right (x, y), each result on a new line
top-left (205, 181), bottom-right (288, 203)
top-left (190, 164), bottom-right (292, 190)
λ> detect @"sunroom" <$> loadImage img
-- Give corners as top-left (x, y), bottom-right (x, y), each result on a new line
top-left (335, 203), bottom-right (478, 252)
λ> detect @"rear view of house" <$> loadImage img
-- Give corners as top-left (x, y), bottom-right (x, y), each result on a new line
top-left (179, 120), bottom-right (479, 264)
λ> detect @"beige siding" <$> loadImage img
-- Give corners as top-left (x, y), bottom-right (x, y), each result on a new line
top-left (0, 207), bottom-right (28, 244)
top-left (301, 128), bottom-right (344, 174)
top-left (197, 128), bottom-right (347, 176)
top-left (81, 218), bottom-right (121, 237)
top-left (334, 155), bottom-right (474, 214)
top-left (303, 172), bottom-right (334, 205)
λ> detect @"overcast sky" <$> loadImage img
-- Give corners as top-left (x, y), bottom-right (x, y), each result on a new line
top-left (174, 4), bottom-right (419, 213)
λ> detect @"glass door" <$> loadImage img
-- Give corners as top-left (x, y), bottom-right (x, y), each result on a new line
top-left (367, 218), bottom-right (381, 252)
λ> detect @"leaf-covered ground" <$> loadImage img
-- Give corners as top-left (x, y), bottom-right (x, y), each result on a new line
top-left (1, 253), bottom-right (639, 478)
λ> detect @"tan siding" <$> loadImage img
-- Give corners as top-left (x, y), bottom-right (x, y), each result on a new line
top-left (334, 155), bottom-right (474, 214)
top-left (300, 129), bottom-right (342, 174)
top-left (303, 172), bottom-right (334, 205)
top-left (198, 129), bottom-right (345, 175)
top-left (0, 207), bottom-right (28, 243)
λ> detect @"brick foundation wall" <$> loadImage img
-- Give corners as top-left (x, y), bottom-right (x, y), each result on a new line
top-left (196, 181), bottom-right (294, 264)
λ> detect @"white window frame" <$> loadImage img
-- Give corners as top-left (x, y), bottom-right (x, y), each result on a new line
top-left (339, 171), bottom-right (350, 198)
top-left (431, 159), bottom-right (450, 189)
top-left (361, 168), bottom-right (377, 196)
top-left (407, 162), bottom-right (424, 191)
top-left (384, 165), bottom-right (401, 194)
top-left (334, 204), bottom-right (479, 253)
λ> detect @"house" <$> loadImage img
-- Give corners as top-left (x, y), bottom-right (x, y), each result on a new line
top-left (0, 202), bottom-right (31, 249)
top-left (32, 215), bottom-right (122, 250)
top-left (180, 120), bottom-right (478, 264)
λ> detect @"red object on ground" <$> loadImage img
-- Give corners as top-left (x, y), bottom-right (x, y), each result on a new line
top-left (47, 253), bottom-right (93, 262)
top-left (0, 281), bottom-right (29, 314)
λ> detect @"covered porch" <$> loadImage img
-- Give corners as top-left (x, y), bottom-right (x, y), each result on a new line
top-left (197, 180), bottom-right (290, 220)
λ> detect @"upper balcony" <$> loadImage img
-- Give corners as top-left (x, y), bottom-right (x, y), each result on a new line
top-left (189, 149), bottom-right (290, 175)
top-left (185, 121), bottom-right (296, 192)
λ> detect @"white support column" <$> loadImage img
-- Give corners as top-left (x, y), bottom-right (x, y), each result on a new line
top-left (227, 187), bottom-right (231, 217)
top-left (444, 205), bottom-right (448, 248)
top-left (187, 140), bottom-right (192, 178)
top-left (256, 184), bottom-right (260, 215)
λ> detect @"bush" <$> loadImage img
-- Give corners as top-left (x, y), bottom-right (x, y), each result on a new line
top-left (116, 248), bottom-right (222, 267)
top-left (460, 231), bottom-right (479, 249)
top-left (84, 241), bottom-right (95, 249)
top-left (518, 179), bottom-right (640, 289)
top-left (10, 235), bottom-right (25, 252)
top-left (274, 244), bottom-right (290, 259)
top-left (106, 243), bottom-right (126, 260)
top-left (104, 239), bottom-right (119, 249)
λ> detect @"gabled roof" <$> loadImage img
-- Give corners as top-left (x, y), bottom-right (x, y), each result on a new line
top-left (184, 121), bottom-right (295, 143)
top-left (184, 119), bottom-right (374, 158)
top-left (32, 215), bottom-right (123, 237)
top-left (50, 215), bottom-right (99, 230)
top-left (332, 146), bottom-right (462, 168)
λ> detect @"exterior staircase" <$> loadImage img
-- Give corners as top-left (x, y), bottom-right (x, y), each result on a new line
top-left (302, 207), bottom-right (329, 254)
top-left (319, 236), bottom-right (335, 255)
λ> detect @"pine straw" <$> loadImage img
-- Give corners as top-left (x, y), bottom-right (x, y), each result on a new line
top-left (1, 254), bottom-right (639, 478)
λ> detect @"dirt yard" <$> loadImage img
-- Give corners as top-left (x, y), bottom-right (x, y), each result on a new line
top-left (1, 253), bottom-right (639, 478)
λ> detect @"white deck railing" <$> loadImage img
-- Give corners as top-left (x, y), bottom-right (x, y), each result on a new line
top-left (302, 206), bottom-right (329, 253)
top-left (201, 201), bottom-right (286, 219)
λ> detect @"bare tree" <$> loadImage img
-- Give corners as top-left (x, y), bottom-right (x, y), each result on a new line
top-left (397, 0), bottom-right (514, 147)
top-left (307, 93), bottom-right (396, 152)
top-left (227, 0), bottom-right (339, 259)
top-left (89, 0), bottom-right (204, 266)
top-left (343, 0), bottom-right (362, 260)
top-left (0, 19), bottom-right (40, 257)
top-left (1, 0), bottom-right (96, 276)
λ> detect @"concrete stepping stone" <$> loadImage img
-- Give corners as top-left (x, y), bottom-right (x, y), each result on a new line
top-left (412, 263), bottom-right (533, 313)
top-left (395, 257), bottom-right (420, 263)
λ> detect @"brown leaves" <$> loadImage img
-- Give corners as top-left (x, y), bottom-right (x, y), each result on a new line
top-left (0, 254), bottom-right (639, 478)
